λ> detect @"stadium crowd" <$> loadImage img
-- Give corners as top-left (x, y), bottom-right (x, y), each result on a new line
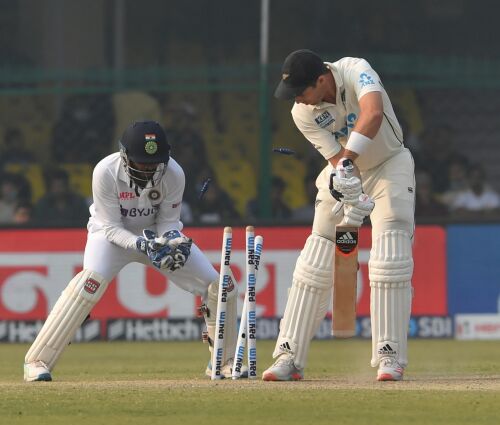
top-left (0, 91), bottom-right (499, 228)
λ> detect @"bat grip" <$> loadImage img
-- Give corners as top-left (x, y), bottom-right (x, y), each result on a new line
top-left (338, 158), bottom-right (355, 179)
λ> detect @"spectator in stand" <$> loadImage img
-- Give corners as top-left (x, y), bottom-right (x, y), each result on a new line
top-left (194, 175), bottom-right (239, 224)
top-left (439, 156), bottom-right (470, 205)
top-left (0, 172), bottom-right (32, 224)
top-left (164, 102), bottom-right (208, 204)
top-left (246, 176), bottom-right (292, 221)
top-left (414, 169), bottom-right (448, 219)
top-left (413, 125), bottom-right (468, 194)
top-left (292, 173), bottom-right (318, 222)
top-left (13, 201), bottom-right (34, 225)
top-left (0, 127), bottom-right (35, 169)
top-left (450, 164), bottom-right (500, 219)
top-left (51, 94), bottom-right (114, 164)
top-left (270, 176), bottom-right (292, 219)
top-left (34, 168), bottom-right (89, 227)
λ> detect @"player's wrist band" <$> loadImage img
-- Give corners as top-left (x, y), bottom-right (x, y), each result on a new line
top-left (345, 131), bottom-right (372, 155)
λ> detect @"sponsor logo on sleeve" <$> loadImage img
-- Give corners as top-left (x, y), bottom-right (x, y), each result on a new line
top-left (314, 111), bottom-right (334, 128)
top-left (359, 73), bottom-right (375, 87)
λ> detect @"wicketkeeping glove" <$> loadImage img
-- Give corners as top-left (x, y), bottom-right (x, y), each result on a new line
top-left (149, 245), bottom-right (176, 270)
top-left (153, 230), bottom-right (192, 250)
top-left (149, 230), bottom-right (192, 271)
top-left (136, 229), bottom-right (157, 255)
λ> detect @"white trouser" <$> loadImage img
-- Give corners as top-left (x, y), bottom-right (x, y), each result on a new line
top-left (313, 149), bottom-right (415, 368)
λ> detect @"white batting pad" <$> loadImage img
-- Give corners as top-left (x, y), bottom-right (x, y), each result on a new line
top-left (205, 271), bottom-right (238, 364)
top-left (273, 233), bottom-right (333, 369)
top-left (369, 230), bottom-right (413, 367)
top-left (25, 270), bottom-right (109, 370)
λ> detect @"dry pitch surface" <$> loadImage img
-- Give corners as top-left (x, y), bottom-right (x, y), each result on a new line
top-left (1, 340), bottom-right (499, 425)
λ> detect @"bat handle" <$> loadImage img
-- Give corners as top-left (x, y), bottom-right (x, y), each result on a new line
top-left (338, 158), bottom-right (355, 179)
top-left (336, 158), bottom-right (356, 224)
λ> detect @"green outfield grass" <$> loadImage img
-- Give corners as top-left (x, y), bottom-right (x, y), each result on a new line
top-left (1, 340), bottom-right (499, 425)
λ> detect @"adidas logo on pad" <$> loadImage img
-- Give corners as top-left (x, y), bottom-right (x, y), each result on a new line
top-left (279, 341), bottom-right (294, 355)
top-left (378, 343), bottom-right (397, 356)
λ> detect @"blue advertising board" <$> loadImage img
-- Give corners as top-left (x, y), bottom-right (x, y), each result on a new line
top-left (447, 225), bottom-right (500, 314)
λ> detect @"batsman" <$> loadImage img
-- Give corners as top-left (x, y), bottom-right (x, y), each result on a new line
top-left (24, 121), bottom-right (242, 381)
top-left (263, 50), bottom-right (415, 382)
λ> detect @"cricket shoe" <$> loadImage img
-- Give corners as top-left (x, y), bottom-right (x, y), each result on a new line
top-left (262, 355), bottom-right (304, 381)
top-left (24, 360), bottom-right (52, 382)
top-left (205, 360), bottom-right (249, 379)
top-left (377, 357), bottom-right (404, 381)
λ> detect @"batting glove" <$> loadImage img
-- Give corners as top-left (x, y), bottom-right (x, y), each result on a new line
top-left (342, 193), bottom-right (374, 227)
top-left (330, 173), bottom-right (362, 205)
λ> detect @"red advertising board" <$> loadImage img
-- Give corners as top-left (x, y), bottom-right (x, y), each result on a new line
top-left (0, 226), bottom-right (447, 321)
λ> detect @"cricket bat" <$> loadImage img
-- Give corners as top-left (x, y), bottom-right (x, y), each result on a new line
top-left (331, 225), bottom-right (359, 337)
top-left (331, 158), bottom-right (359, 338)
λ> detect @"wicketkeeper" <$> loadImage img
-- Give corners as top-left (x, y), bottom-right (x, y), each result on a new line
top-left (24, 121), bottom-right (242, 381)
top-left (263, 50), bottom-right (415, 382)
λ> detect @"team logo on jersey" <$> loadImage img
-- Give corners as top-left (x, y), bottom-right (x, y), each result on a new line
top-left (314, 111), bottom-right (334, 128)
top-left (144, 134), bottom-right (158, 154)
top-left (359, 73), bottom-right (375, 87)
top-left (148, 189), bottom-right (161, 201)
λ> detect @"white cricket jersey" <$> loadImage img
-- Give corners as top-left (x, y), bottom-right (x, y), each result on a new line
top-left (87, 153), bottom-right (185, 250)
top-left (291, 57), bottom-right (404, 171)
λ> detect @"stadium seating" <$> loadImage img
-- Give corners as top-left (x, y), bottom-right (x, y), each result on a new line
top-left (113, 91), bottom-right (162, 144)
top-left (417, 88), bottom-right (500, 191)
top-left (0, 95), bottom-right (55, 163)
top-left (4, 163), bottom-right (45, 202)
top-left (212, 155), bottom-right (257, 217)
top-left (61, 163), bottom-right (93, 200)
top-left (271, 155), bottom-right (307, 209)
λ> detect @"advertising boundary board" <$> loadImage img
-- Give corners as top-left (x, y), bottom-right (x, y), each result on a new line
top-left (0, 226), bottom-right (449, 341)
